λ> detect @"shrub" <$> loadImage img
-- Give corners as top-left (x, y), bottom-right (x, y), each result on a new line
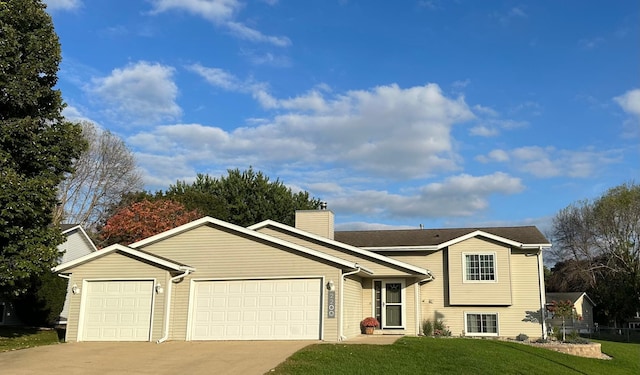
top-left (422, 319), bottom-right (433, 336)
top-left (430, 319), bottom-right (451, 337)
top-left (535, 337), bottom-right (549, 343)
top-left (552, 327), bottom-right (564, 341)
top-left (516, 333), bottom-right (529, 342)
top-left (565, 330), bottom-right (589, 344)
top-left (12, 271), bottom-right (67, 326)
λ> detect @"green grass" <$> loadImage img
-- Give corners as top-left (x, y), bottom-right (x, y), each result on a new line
top-left (270, 337), bottom-right (640, 375)
top-left (0, 326), bottom-right (62, 352)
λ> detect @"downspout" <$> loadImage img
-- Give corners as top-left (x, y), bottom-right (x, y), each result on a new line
top-left (415, 282), bottom-right (420, 335)
top-left (57, 274), bottom-right (72, 326)
top-left (339, 265), bottom-right (361, 341)
top-left (416, 272), bottom-right (435, 335)
top-left (157, 268), bottom-right (191, 344)
top-left (536, 247), bottom-right (548, 339)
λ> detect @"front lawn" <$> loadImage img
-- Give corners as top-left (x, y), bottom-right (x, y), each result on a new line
top-left (0, 326), bottom-right (61, 352)
top-left (270, 337), bottom-right (640, 375)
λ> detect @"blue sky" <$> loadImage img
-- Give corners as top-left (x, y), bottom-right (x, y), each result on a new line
top-left (45, 0), bottom-right (639, 232)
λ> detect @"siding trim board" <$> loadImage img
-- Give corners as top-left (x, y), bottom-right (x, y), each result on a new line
top-left (54, 244), bottom-right (191, 274)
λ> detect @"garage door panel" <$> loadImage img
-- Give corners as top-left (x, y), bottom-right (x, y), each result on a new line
top-left (82, 280), bottom-right (153, 342)
top-left (191, 278), bottom-right (321, 340)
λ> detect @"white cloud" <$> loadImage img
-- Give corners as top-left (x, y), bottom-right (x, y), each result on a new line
top-left (614, 89), bottom-right (640, 138)
top-left (579, 37), bottom-right (605, 49)
top-left (496, 6), bottom-right (527, 25)
top-left (240, 50), bottom-right (291, 67)
top-left (45, 0), bottom-right (81, 11)
top-left (149, 0), bottom-right (290, 47)
top-left (150, 0), bottom-right (241, 23)
top-left (188, 64), bottom-right (241, 90)
top-left (88, 61), bottom-right (181, 125)
top-left (476, 149), bottom-right (510, 163)
top-left (477, 146), bottom-right (621, 178)
top-left (130, 82), bottom-right (474, 179)
top-left (62, 105), bottom-right (94, 123)
top-left (226, 22), bottom-right (291, 47)
top-left (470, 125), bottom-right (499, 137)
top-left (614, 89), bottom-right (640, 119)
top-left (329, 172), bottom-right (524, 218)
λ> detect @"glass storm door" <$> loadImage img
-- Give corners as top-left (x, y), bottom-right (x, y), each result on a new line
top-left (375, 280), bottom-right (404, 328)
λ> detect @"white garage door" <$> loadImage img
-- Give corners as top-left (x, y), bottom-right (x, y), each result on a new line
top-left (190, 278), bottom-right (322, 340)
top-left (81, 280), bottom-right (153, 341)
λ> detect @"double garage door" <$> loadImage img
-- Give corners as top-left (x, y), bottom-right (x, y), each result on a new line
top-left (190, 278), bottom-right (322, 340)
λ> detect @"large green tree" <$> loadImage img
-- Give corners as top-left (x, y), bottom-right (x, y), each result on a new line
top-left (165, 168), bottom-right (322, 227)
top-left (552, 182), bottom-right (640, 326)
top-left (0, 0), bottom-right (85, 295)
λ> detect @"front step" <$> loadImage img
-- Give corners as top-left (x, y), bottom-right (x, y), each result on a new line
top-left (373, 329), bottom-right (406, 335)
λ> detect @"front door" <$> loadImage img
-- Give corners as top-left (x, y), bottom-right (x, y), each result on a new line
top-left (374, 280), bottom-right (404, 329)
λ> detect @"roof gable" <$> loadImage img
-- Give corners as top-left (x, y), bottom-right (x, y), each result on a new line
top-left (61, 224), bottom-right (98, 252)
top-left (53, 244), bottom-right (193, 273)
top-left (249, 220), bottom-right (430, 276)
top-left (129, 216), bottom-right (369, 273)
top-left (546, 292), bottom-right (596, 306)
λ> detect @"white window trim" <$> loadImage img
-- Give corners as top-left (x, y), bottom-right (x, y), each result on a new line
top-left (464, 312), bottom-right (499, 336)
top-left (462, 252), bottom-right (498, 283)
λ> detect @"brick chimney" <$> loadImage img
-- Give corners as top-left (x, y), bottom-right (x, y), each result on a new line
top-left (295, 203), bottom-right (334, 240)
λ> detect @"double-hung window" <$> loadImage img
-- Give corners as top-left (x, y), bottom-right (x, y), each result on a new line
top-left (464, 253), bottom-right (496, 281)
top-left (465, 313), bottom-right (498, 336)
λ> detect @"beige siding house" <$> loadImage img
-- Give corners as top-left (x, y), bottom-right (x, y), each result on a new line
top-left (54, 210), bottom-right (551, 342)
top-left (546, 292), bottom-right (596, 333)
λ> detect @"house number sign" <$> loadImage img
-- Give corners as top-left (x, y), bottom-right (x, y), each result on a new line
top-left (327, 290), bottom-right (336, 318)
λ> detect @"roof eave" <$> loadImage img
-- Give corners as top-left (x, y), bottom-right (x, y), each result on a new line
top-left (250, 220), bottom-right (430, 276)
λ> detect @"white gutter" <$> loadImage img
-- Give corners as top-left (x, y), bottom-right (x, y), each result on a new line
top-left (536, 247), bottom-right (548, 339)
top-left (339, 266), bottom-right (362, 341)
top-left (157, 268), bottom-right (192, 344)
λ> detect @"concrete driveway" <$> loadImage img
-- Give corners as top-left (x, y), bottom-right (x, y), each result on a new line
top-left (0, 340), bottom-right (315, 375)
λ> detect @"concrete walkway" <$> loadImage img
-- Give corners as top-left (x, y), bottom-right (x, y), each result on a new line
top-left (0, 341), bottom-right (314, 375)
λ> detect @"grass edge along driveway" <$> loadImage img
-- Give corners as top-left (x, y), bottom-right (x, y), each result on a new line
top-left (0, 326), bottom-right (61, 352)
top-left (270, 337), bottom-right (640, 375)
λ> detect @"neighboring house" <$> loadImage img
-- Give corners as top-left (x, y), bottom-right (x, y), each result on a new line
top-left (0, 224), bottom-right (96, 326)
top-left (53, 210), bottom-right (551, 342)
top-left (628, 312), bottom-right (640, 329)
top-left (58, 224), bottom-right (98, 324)
top-left (545, 292), bottom-right (596, 333)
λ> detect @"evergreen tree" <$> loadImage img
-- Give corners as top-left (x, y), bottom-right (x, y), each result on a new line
top-left (0, 0), bottom-right (85, 295)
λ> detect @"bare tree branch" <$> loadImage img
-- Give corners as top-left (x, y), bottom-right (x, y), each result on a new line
top-left (54, 121), bottom-right (143, 229)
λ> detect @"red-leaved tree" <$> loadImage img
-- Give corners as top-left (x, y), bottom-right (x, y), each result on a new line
top-left (98, 199), bottom-right (202, 246)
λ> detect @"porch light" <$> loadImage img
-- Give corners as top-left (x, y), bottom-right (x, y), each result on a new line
top-left (71, 284), bottom-right (81, 294)
top-left (155, 284), bottom-right (164, 294)
top-left (327, 280), bottom-right (335, 291)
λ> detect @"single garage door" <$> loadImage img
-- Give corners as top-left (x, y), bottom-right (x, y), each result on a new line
top-left (190, 278), bottom-right (322, 340)
top-left (81, 280), bottom-right (153, 341)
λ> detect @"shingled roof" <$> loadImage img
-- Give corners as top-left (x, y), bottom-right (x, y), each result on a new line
top-left (334, 226), bottom-right (550, 248)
